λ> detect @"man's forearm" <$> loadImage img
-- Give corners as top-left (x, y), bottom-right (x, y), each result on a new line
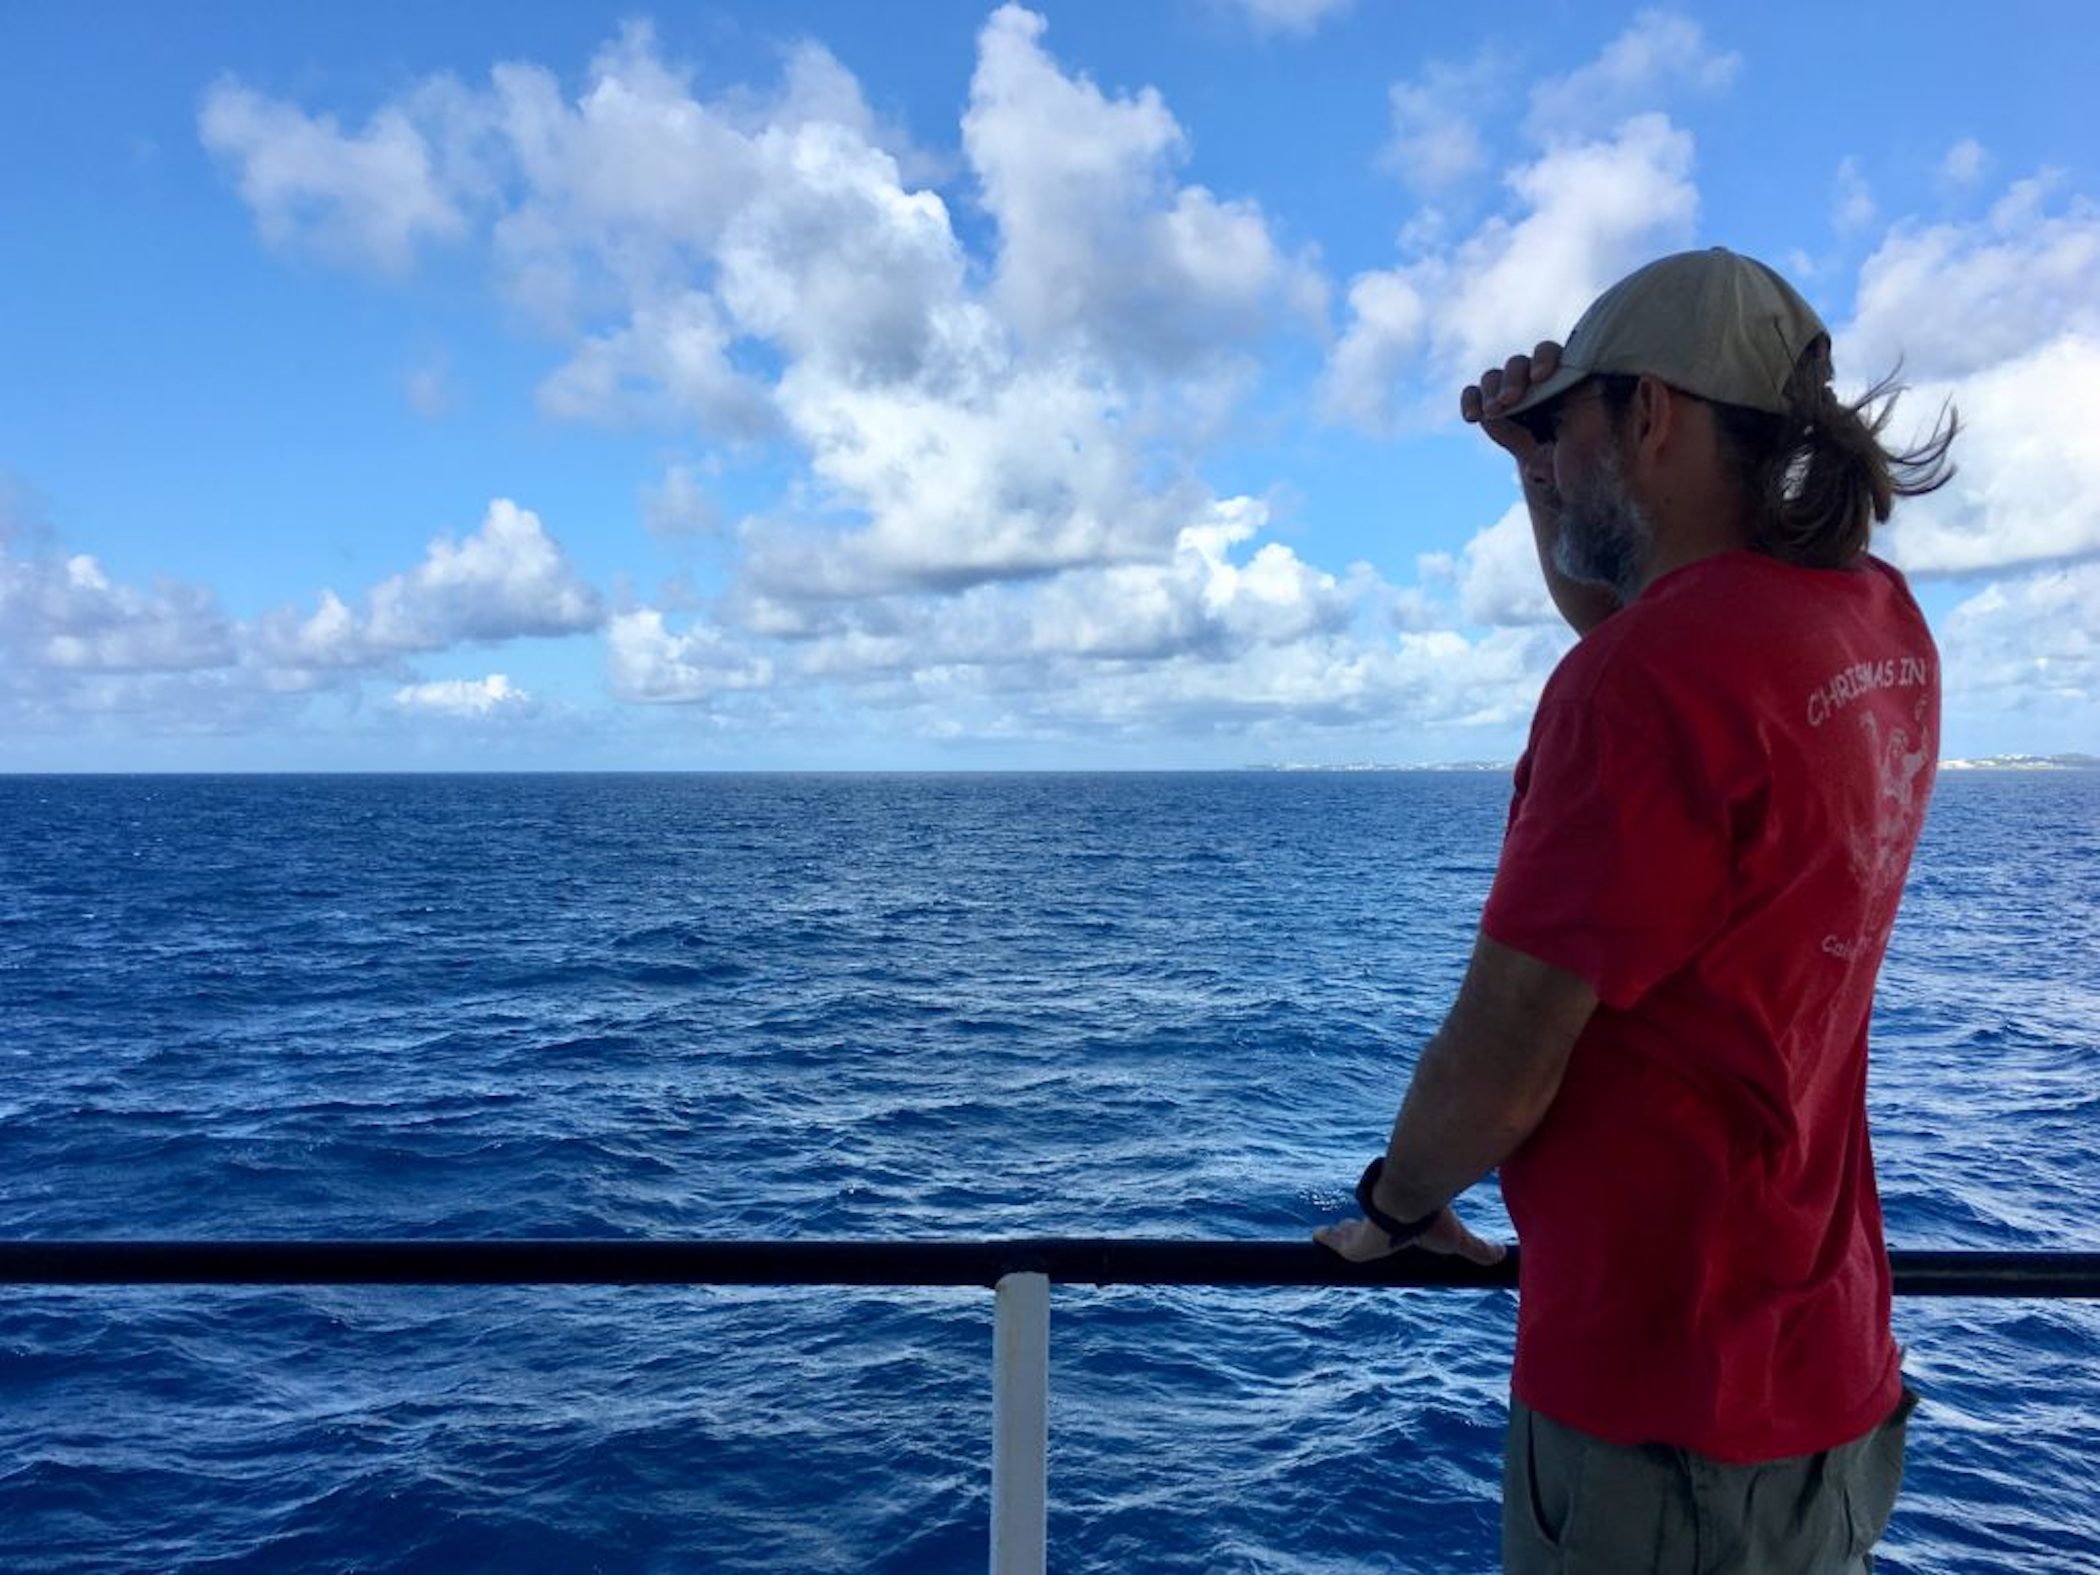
top-left (1372, 1025), bottom-right (1561, 1221)
top-left (1363, 934), bottom-right (1596, 1225)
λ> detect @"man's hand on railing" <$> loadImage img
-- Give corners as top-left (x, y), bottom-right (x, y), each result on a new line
top-left (1313, 1207), bottom-right (1506, 1267)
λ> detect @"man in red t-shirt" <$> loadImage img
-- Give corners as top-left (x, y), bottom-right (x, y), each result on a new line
top-left (1315, 249), bottom-right (1957, 1571)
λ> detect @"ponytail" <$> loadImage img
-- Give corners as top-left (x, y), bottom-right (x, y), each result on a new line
top-left (1711, 337), bottom-right (1959, 569)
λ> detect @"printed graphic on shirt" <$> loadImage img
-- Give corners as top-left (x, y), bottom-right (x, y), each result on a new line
top-left (1856, 701), bottom-right (1933, 895)
top-left (1805, 655), bottom-right (1934, 730)
top-left (1814, 655), bottom-right (1935, 966)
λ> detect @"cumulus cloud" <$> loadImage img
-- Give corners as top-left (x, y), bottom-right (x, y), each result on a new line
top-left (1843, 177), bottom-right (2100, 576)
top-left (0, 547), bottom-right (237, 674)
top-left (606, 609), bottom-right (773, 703)
top-left (537, 291), bottom-right (778, 438)
top-left (1450, 503), bottom-right (1558, 628)
top-left (1842, 175), bottom-right (2099, 382)
top-left (187, 16), bottom-right (1584, 754)
top-left (1876, 336), bottom-right (2100, 575)
top-left (718, 490), bottom-right (1580, 748)
top-left (1078, 499), bottom-right (1356, 653)
top-left (1380, 54), bottom-right (1497, 193)
top-left (1340, 11), bottom-right (1726, 430)
top-left (641, 463), bottom-right (722, 538)
top-left (391, 673), bottom-right (533, 717)
top-left (205, 13), bottom-right (1317, 603)
top-left (1015, 622), bottom-right (1562, 736)
top-left (964, 5), bottom-right (1313, 369)
top-left (199, 80), bottom-right (469, 272)
top-left (519, 71), bottom-right (969, 416)
top-left (1832, 156), bottom-right (1877, 235)
top-left (714, 119), bottom-right (974, 384)
top-left (1526, 11), bottom-right (1738, 142)
top-left (783, 496), bottom-right (1357, 671)
top-left (0, 534), bottom-right (307, 744)
top-left (747, 357), bottom-right (1200, 597)
top-left (696, 487), bottom-right (1573, 745)
top-left (1941, 138), bottom-right (1989, 187)
top-left (257, 499), bottom-right (602, 669)
top-left (1939, 563), bottom-right (2100, 717)
top-left (1327, 114), bottom-right (1698, 431)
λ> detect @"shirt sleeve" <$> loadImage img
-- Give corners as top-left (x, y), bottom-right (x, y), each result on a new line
top-left (1481, 686), bottom-right (1733, 1010)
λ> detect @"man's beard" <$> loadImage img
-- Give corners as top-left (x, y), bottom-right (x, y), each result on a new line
top-left (1553, 443), bottom-right (1653, 604)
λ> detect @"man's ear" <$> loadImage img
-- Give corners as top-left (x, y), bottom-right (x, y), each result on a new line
top-left (1628, 373), bottom-right (1677, 464)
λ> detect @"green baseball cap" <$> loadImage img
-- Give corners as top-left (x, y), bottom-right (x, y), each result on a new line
top-left (1502, 247), bottom-right (1829, 428)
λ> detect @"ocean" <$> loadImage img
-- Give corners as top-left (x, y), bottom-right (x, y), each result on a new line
top-left (1, 771), bottom-right (2094, 1573)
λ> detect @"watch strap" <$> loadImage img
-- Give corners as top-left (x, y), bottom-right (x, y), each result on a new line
top-left (1354, 1158), bottom-right (1441, 1246)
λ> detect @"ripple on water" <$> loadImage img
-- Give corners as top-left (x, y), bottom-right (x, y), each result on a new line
top-left (0, 771), bottom-right (2093, 1573)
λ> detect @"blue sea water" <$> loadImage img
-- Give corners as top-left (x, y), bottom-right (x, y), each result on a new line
top-left (0, 770), bottom-right (2095, 1574)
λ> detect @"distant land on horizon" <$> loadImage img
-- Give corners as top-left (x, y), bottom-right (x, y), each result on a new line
top-left (1932, 753), bottom-right (2100, 771)
top-left (1, 755), bottom-right (2094, 777)
top-left (1256, 753), bottom-right (2100, 774)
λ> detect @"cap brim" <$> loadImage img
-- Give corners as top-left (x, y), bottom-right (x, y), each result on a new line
top-left (1496, 361), bottom-right (1589, 423)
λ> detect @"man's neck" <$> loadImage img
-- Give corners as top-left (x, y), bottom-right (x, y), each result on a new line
top-left (1633, 489), bottom-right (1756, 597)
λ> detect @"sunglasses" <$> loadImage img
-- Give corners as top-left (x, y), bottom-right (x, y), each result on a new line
top-left (1510, 380), bottom-right (1608, 445)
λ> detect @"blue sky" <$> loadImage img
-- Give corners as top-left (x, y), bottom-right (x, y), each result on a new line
top-left (3, 0), bottom-right (2094, 770)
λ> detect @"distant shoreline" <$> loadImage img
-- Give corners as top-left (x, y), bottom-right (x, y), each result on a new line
top-left (1255, 753), bottom-right (2100, 774)
top-left (0, 755), bottom-right (2093, 778)
top-left (1935, 754), bottom-right (2100, 772)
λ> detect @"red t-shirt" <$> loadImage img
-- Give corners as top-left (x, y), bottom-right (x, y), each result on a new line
top-left (1481, 549), bottom-right (1936, 1464)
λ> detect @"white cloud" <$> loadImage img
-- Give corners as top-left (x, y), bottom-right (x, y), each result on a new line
top-left (0, 547), bottom-right (237, 674)
top-left (480, 28), bottom-right (764, 311)
top-left (964, 5), bottom-right (1311, 369)
top-left (1327, 114), bottom-right (1698, 431)
top-left (0, 534), bottom-right (301, 744)
top-left (1228, 0), bottom-right (1354, 34)
top-left (187, 18), bottom-right (1598, 756)
top-left (0, 667), bottom-right (305, 744)
top-left (206, 16), bottom-right (1301, 603)
top-left (1452, 504), bottom-right (1558, 628)
top-left (787, 601), bottom-right (1560, 742)
top-left (1941, 138), bottom-right (1989, 187)
top-left (738, 493), bottom-right (1569, 743)
top-left (1380, 55), bottom-right (1496, 193)
top-left (258, 499), bottom-right (602, 668)
top-left (1842, 176), bottom-right (2099, 382)
top-left (1841, 177), bottom-right (2100, 576)
top-left (977, 497), bottom-right (1356, 663)
top-left (391, 673), bottom-right (533, 717)
top-left (1940, 563), bottom-right (2100, 715)
top-left (1832, 156), bottom-right (1877, 234)
top-left (1323, 270), bottom-right (1432, 432)
top-left (606, 609), bottom-right (773, 703)
top-left (1526, 12), bottom-right (1738, 142)
top-left (642, 463), bottom-right (722, 538)
top-left (199, 81), bottom-right (467, 272)
top-left (1016, 622), bottom-right (1562, 735)
top-left (1876, 335), bottom-right (2100, 575)
top-left (746, 357), bottom-right (1199, 598)
top-left (537, 291), bottom-right (778, 438)
top-left (714, 118), bottom-right (973, 385)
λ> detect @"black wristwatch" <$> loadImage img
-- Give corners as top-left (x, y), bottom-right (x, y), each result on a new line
top-left (1355, 1158), bottom-right (1442, 1246)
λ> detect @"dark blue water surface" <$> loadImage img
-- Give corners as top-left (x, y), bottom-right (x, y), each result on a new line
top-left (1, 772), bottom-right (2095, 1573)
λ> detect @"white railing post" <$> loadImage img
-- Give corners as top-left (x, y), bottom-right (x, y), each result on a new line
top-left (990, 1270), bottom-right (1050, 1575)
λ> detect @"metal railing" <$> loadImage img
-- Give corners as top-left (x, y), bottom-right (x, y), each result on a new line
top-left (7, 1240), bottom-right (2096, 1574)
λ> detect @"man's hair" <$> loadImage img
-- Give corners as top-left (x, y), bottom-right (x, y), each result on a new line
top-left (1596, 345), bottom-right (1960, 569)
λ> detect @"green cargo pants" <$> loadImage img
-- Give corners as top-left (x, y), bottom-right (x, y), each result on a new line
top-left (1502, 1387), bottom-right (1916, 1574)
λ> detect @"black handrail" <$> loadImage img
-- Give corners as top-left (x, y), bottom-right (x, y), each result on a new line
top-left (2, 1241), bottom-right (2096, 1296)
